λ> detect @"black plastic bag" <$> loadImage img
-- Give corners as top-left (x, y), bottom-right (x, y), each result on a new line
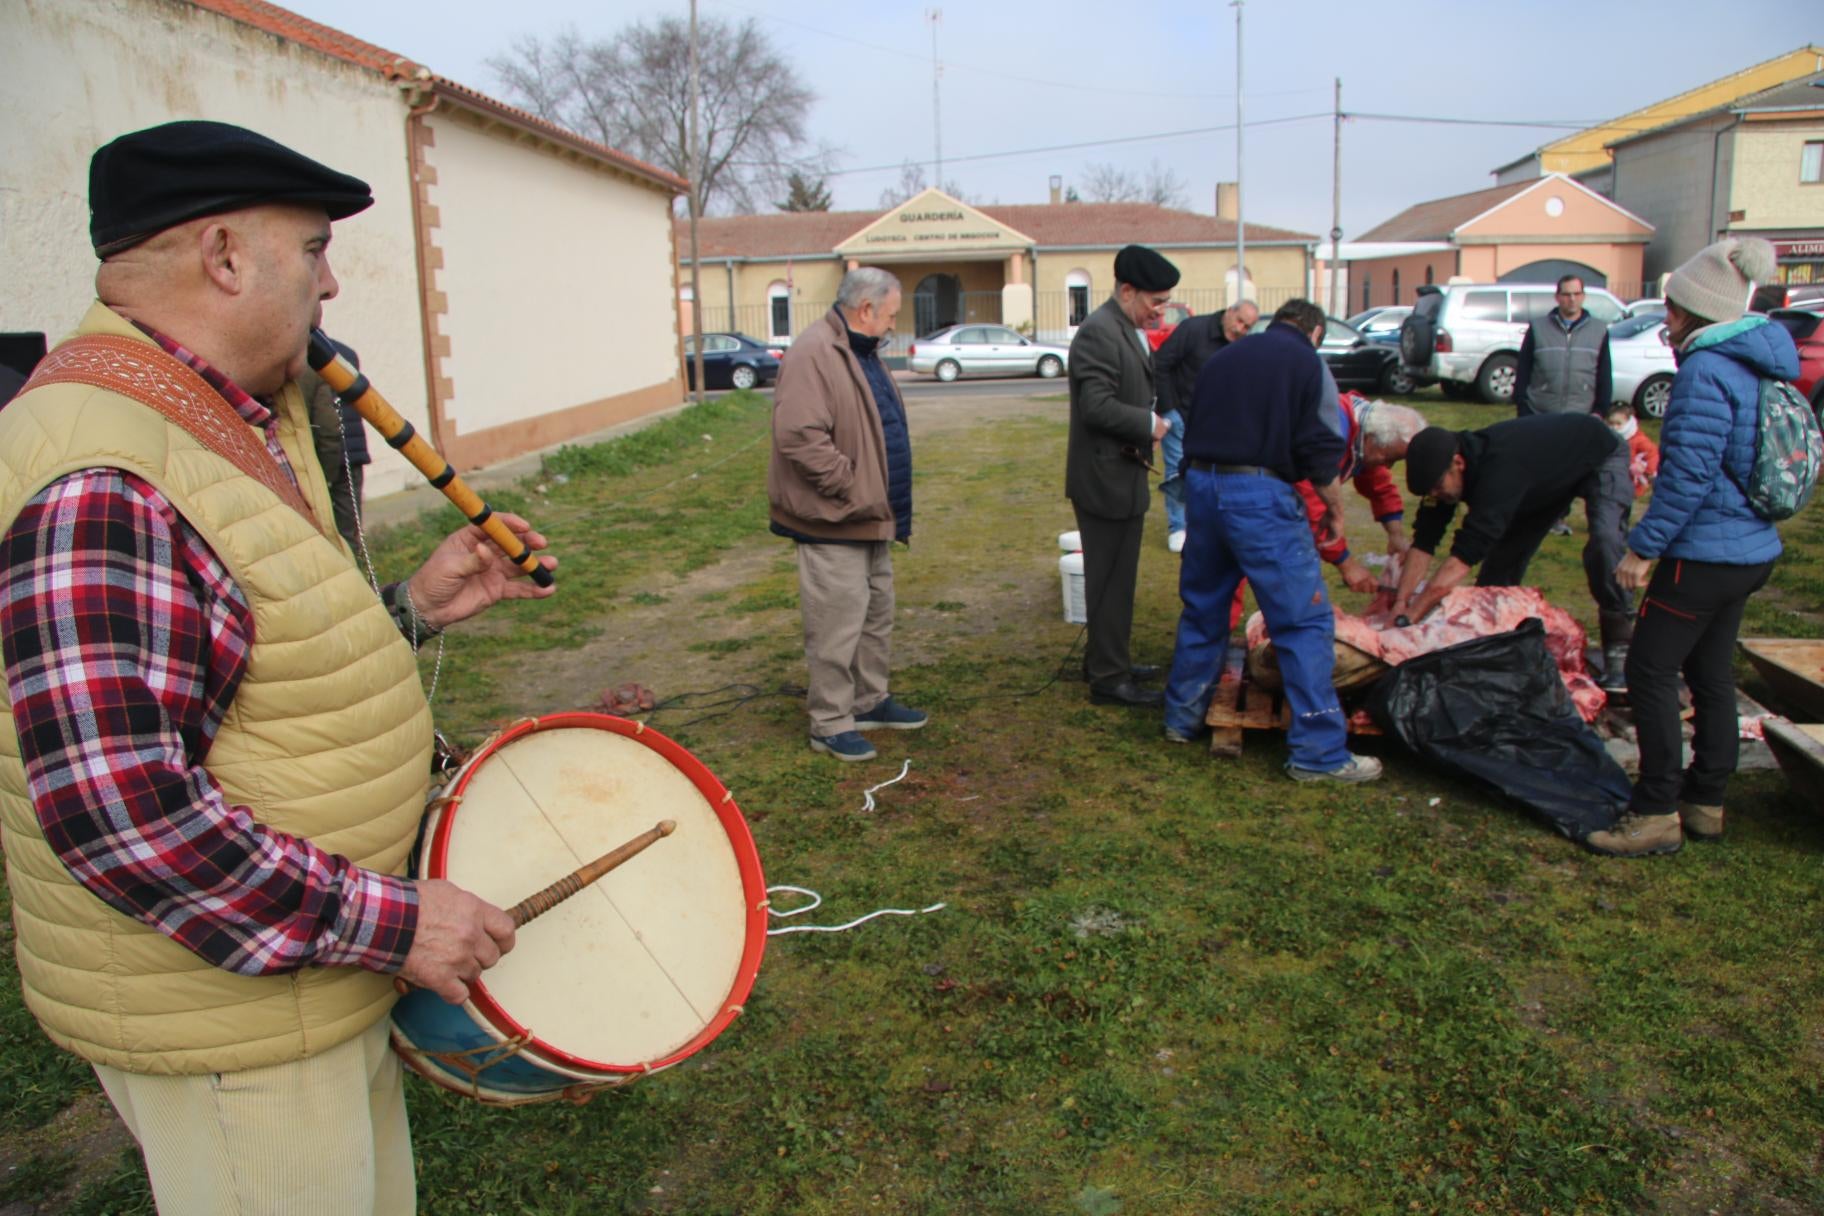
top-left (1364, 619), bottom-right (1628, 840)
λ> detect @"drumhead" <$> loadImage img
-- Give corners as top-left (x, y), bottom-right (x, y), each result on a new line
top-left (426, 713), bottom-right (765, 1073)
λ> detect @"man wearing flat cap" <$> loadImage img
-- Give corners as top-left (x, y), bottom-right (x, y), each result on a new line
top-left (0, 120), bottom-right (557, 1214)
top-left (1391, 413), bottom-right (1634, 683)
top-left (1066, 244), bottom-right (1178, 707)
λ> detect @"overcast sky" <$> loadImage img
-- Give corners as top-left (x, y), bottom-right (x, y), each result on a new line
top-left (280, 0), bottom-right (1817, 238)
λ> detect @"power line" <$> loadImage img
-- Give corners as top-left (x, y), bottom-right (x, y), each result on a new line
top-left (807, 112), bottom-right (1332, 181)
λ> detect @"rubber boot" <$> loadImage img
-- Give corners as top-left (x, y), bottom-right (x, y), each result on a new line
top-left (1598, 610), bottom-right (1634, 693)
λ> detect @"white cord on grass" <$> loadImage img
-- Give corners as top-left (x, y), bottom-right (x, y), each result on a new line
top-left (765, 884), bottom-right (947, 936)
top-left (861, 759), bottom-right (912, 812)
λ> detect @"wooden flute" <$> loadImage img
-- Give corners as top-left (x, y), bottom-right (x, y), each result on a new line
top-left (306, 330), bottom-right (555, 588)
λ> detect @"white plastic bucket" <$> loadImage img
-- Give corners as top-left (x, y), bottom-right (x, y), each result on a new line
top-left (1058, 530), bottom-right (1082, 553)
top-left (1058, 552), bottom-right (1087, 624)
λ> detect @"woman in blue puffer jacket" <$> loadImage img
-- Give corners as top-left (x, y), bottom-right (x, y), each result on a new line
top-left (1586, 237), bottom-right (1798, 858)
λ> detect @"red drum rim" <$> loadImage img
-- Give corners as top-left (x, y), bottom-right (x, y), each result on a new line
top-left (425, 711), bottom-right (767, 1075)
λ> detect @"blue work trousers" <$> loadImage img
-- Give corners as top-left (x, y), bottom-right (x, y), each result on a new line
top-left (1160, 410), bottom-right (1186, 533)
top-left (1164, 469), bottom-right (1349, 771)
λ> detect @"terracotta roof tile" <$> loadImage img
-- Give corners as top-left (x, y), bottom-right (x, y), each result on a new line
top-left (1357, 180), bottom-right (1537, 242)
top-left (181, 0), bottom-right (684, 191)
top-left (679, 201), bottom-right (1314, 259)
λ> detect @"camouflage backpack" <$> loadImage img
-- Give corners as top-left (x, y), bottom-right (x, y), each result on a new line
top-left (1735, 378), bottom-right (1822, 521)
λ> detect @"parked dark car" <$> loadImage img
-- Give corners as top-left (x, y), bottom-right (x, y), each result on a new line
top-left (683, 332), bottom-right (782, 390)
top-left (1251, 315), bottom-right (1414, 394)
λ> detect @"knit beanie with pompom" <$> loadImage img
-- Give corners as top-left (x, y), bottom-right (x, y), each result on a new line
top-left (1664, 236), bottom-right (1778, 325)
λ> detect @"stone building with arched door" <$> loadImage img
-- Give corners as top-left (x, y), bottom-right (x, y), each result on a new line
top-left (678, 189), bottom-right (1315, 363)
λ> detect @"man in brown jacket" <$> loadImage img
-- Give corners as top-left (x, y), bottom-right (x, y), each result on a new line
top-left (768, 267), bottom-right (927, 761)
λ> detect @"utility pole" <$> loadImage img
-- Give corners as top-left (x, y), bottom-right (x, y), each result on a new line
top-left (687, 0), bottom-right (705, 402)
top-left (1330, 77), bottom-right (1342, 317)
top-left (1232, 0), bottom-right (1246, 304)
top-left (929, 8), bottom-right (943, 190)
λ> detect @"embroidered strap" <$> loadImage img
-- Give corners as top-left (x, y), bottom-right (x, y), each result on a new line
top-left (19, 334), bottom-right (322, 531)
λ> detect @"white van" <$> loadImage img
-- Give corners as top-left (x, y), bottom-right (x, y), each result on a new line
top-left (1399, 282), bottom-right (1627, 404)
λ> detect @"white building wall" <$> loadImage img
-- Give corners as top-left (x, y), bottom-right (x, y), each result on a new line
top-left (1, 0), bottom-right (432, 496)
top-left (425, 111), bottom-right (681, 442)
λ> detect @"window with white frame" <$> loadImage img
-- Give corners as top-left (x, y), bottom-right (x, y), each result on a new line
top-left (1066, 270), bottom-right (1092, 327)
top-left (768, 282), bottom-right (792, 341)
top-left (1803, 141), bottom-right (1823, 184)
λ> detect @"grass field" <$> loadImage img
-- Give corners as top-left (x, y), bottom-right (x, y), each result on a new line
top-left (2, 385), bottom-right (1821, 1215)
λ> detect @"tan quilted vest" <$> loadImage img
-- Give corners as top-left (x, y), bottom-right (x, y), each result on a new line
top-left (0, 304), bottom-right (433, 1075)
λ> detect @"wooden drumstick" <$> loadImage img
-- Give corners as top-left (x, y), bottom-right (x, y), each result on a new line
top-left (392, 819), bottom-right (676, 995)
top-left (506, 819), bottom-right (676, 928)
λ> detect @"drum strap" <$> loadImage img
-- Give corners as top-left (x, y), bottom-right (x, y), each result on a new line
top-left (21, 334), bottom-right (325, 534)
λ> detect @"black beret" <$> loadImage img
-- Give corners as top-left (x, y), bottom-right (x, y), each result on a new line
top-left (90, 121), bottom-right (373, 256)
top-left (1112, 244), bottom-right (1180, 292)
top-left (1405, 427), bottom-right (1462, 496)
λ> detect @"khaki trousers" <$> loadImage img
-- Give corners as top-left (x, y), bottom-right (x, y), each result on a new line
top-left (93, 1015), bottom-right (414, 1216)
top-left (796, 540), bottom-right (894, 736)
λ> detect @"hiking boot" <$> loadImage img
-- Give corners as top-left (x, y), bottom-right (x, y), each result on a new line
top-left (1598, 647), bottom-right (1629, 693)
top-left (854, 696), bottom-right (929, 731)
top-left (1585, 811), bottom-right (1683, 857)
top-left (809, 731), bottom-right (877, 762)
top-left (1285, 754), bottom-right (1383, 783)
top-left (1678, 800), bottom-right (1724, 841)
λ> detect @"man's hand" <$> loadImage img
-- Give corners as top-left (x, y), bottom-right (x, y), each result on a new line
top-left (1616, 551), bottom-right (1653, 590)
top-left (1383, 521), bottom-right (1411, 559)
top-left (1337, 555), bottom-right (1378, 595)
top-left (1312, 480), bottom-right (1347, 547)
top-left (399, 879), bottom-right (517, 1005)
top-left (409, 512), bottom-right (558, 632)
top-left (1152, 413), bottom-right (1170, 443)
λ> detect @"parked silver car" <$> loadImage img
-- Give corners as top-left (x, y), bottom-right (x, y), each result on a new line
top-left (1608, 313), bottom-right (1676, 419)
top-left (1400, 282), bottom-right (1628, 404)
top-left (907, 324), bottom-right (1069, 382)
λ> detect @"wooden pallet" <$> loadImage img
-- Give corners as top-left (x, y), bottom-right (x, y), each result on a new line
top-left (1203, 650), bottom-right (1380, 757)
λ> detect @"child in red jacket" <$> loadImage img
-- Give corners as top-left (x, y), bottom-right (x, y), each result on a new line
top-left (1605, 401), bottom-right (1659, 497)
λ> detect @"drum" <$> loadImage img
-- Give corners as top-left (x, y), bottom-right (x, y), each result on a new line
top-left (390, 712), bottom-right (767, 1104)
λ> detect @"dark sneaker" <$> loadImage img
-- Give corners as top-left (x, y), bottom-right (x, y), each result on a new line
top-left (1285, 754), bottom-right (1383, 783)
top-left (1678, 801), bottom-right (1724, 841)
top-left (809, 731), bottom-right (877, 762)
top-left (854, 696), bottom-right (929, 731)
top-left (1585, 811), bottom-right (1682, 857)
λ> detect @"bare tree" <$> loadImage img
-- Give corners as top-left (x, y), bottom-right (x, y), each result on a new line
top-left (877, 160), bottom-right (976, 209)
top-left (490, 17), bottom-right (826, 214)
top-left (1078, 159), bottom-right (1190, 209)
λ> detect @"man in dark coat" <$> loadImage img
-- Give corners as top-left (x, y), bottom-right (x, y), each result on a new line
top-left (1065, 245), bottom-right (1177, 706)
top-left (1152, 299), bottom-right (1260, 550)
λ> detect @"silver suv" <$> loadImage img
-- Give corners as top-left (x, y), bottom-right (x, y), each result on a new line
top-left (1400, 282), bottom-right (1626, 404)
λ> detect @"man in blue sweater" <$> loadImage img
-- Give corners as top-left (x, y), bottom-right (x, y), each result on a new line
top-left (1162, 299), bottom-right (1381, 782)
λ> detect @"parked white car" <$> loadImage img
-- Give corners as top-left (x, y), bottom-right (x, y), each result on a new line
top-left (1608, 313), bottom-right (1676, 419)
top-left (1400, 282), bottom-right (1628, 403)
top-left (907, 325), bottom-right (1069, 382)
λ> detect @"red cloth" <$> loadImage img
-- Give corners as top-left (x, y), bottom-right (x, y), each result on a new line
top-left (1628, 429), bottom-right (1660, 497)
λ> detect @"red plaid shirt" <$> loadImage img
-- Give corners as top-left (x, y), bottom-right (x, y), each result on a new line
top-left (0, 328), bottom-right (417, 976)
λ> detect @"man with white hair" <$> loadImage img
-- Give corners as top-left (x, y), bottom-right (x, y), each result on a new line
top-left (1292, 395), bottom-right (1424, 594)
top-left (768, 267), bottom-right (928, 761)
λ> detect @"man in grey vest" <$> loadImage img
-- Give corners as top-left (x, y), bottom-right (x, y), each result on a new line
top-left (1513, 275), bottom-right (1612, 418)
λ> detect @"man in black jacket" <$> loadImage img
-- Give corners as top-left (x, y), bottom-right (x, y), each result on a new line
top-left (1065, 245), bottom-right (1177, 707)
top-left (1392, 414), bottom-right (1635, 685)
top-left (1153, 299), bottom-right (1259, 550)
top-left (1162, 299), bottom-right (1381, 782)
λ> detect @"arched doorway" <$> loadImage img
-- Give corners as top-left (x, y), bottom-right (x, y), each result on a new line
top-left (1500, 259), bottom-right (1606, 289)
top-left (913, 273), bottom-right (963, 336)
